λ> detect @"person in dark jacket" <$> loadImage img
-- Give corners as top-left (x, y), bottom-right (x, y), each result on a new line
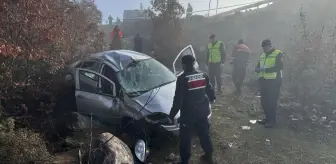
top-left (255, 39), bottom-right (283, 128)
top-left (230, 39), bottom-right (251, 94)
top-left (169, 55), bottom-right (216, 164)
top-left (133, 33), bottom-right (143, 53)
top-left (206, 34), bottom-right (226, 95)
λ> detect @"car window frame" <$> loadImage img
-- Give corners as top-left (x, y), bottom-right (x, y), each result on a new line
top-left (79, 59), bottom-right (102, 71)
top-left (76, 68), bottom-right (116, 97)
top-left (78, 59), bottom-right (102, 80)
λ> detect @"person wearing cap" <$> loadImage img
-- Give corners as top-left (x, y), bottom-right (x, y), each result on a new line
top-left (230, 39), bottom-right (251, 95)
top-left (169, 55), bottom-right (216, 164)
top-left (255, 39), bottom-right (284, 128)
top-left (206, 34), bottom-right (226, 95)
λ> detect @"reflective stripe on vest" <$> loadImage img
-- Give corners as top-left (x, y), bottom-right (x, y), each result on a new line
top-left (207, 41), bottom-right (222, 63)
top-left (258, 49), bottom-right (282, 79)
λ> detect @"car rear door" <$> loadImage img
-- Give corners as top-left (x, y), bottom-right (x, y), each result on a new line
top-left (75, 68), bottom-right (121, 125)
top-left (172, 45), bottom-right (199, 76)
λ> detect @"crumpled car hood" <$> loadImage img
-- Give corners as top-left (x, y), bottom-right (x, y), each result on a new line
top-left (132, 81), bottom-right (180, 117)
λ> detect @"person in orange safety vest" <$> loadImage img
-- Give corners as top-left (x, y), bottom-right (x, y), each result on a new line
top-left (110, 25), bottom-right (123, 50)
top-left (230, 39), bottom-right (251, 94)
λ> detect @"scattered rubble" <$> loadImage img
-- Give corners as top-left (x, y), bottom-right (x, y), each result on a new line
top-left (241, 126), bottom-right (251, 130)
top-left (249, 120), bottom-right (257, 124)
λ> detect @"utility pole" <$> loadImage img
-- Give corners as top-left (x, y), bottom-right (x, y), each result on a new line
top-left (208, 0), bottom-right (211, 17)
top-left (216, 0), bottom-right (219, 14)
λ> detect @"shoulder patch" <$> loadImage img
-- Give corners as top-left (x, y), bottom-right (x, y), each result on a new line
top-left (186, 73), bottom-right (206, 90)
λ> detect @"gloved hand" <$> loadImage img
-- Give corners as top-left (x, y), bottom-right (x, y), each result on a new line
top-left (255, 67), bottom-right (265, 73)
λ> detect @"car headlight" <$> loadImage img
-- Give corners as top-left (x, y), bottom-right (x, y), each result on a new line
top-left (134, 139), bottom-right (149, 162)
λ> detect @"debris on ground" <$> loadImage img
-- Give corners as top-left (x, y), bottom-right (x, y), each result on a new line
top-left (265, 139), bottom-right (271, 146)
top-left (228, 143), bottom-right (233, 148)
top-left (310, 114), bottom-right (319, 122)
top-left (289, 115), bottom-right (300, 121)
top-left (249, 120), bottom-right (257, 124)
top-left (241, 126), bottom-right (251, 130)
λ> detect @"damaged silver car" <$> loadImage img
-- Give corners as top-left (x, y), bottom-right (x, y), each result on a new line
top-left (65, 45), bottom-right (212, 162)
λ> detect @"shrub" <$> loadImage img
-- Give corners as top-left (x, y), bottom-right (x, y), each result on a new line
top-left (284, 8), bottom-right (336, 113)
top-left (0, 0), bottom-right (104, 111)
top-left (0, 129), bottom-right (52, 164)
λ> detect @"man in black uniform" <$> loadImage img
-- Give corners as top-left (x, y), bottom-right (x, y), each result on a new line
top-left (169, 55), bottom-right (216, 164)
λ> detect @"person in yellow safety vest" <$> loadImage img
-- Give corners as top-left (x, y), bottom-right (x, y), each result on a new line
top-left (206, 34), bottom-right (226, 95)
top-left (255, 39), bottom-right (284, 128)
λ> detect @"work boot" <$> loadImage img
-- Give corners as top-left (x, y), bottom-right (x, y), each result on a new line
top-left (264, 121), bottom-right (275, 128)
top-left (257, 119), bottom-right (267, 125)
top-left (200, 154), bottom-right (215, 164)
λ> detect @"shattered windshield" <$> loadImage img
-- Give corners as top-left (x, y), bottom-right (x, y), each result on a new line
top-left (117, 58), bottom-right (177, 96)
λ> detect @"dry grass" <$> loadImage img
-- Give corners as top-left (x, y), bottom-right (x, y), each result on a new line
top-left (149, 78), bottom-right (336, 164)
top-left (0, 129), bottom-right (53, 164)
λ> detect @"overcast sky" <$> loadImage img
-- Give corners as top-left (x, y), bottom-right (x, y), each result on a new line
top-left (95, 0), bottom-right (264, 22)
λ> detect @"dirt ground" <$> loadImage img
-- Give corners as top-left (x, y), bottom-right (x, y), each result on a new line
top-left (55, 76), bottom-right (336, 164)
top-left (147, 76), bottom-right (336, 164)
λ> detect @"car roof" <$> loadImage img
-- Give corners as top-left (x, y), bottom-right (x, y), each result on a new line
top-left (89, 50), bottom-right (152, 71)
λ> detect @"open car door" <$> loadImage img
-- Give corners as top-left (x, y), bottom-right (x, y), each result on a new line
top-left (173, 45), bottom-right (199, 76)
top-left (74, 68), bottom-right (121, 125)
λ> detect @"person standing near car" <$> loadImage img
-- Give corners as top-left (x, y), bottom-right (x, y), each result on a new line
top-left (133, 33), bottom-right (143, 53)
top-left (206, 34), bottom-right (226, 95)
top-left (255, 39), bottom-right (283, 128)
top-left (230, 39), bottom-right (251, 95)
top-left (169, 55), bottom-right (216, 164)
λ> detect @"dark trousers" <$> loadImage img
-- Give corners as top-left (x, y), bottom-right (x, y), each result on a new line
top-left (208, 63), bottom-right (222, 91)
top-left (179, 118), bottom-right (213, 164)
top-left (259, 79), bottom-right (282, 124)
top-left (232, 64), bottom-right (247, 92)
